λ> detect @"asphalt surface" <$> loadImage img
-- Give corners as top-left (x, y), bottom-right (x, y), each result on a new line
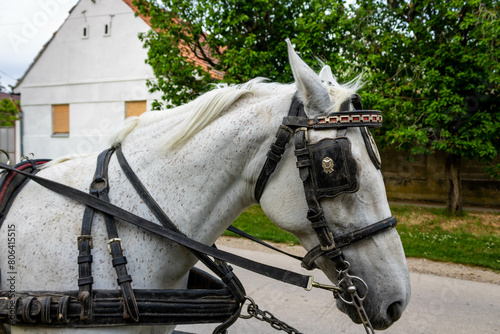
top-left (176, 245), bottom-right (500, 334)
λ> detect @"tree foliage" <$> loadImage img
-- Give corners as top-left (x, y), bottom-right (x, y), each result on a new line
top-left (134, 0), bottom-right (499, 212)
top-left (133, 0), bottom-right (351, 108)
top-left (0, 98), bottom-right (19, 126)
top-left (345, 0), bottom-right (499, 174)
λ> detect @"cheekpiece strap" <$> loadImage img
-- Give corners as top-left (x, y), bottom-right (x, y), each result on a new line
top-left (254, 93), bottom-right (304, 201)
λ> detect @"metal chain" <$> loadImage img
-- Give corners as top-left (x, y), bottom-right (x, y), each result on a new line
top-left (240, 297), bottom-right (303, 334)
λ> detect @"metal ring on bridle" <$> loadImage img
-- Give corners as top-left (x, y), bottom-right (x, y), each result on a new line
top-left (239, 296), bottom-right (258, 319)
top-left (89, 177), bottom-right (108, 193)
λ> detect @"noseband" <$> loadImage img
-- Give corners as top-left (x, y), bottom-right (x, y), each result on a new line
top-left (255, 92), bottom-right (397, 333)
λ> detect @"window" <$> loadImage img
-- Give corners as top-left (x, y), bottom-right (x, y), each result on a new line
top-left (125, 101), bottom-right (147, 118)
top-left (53, 104), bottom-right (69, 135)
top-left (82, 25), bottom-right (89, 39)
top-left (104, 23), bottom-right (111, 36)
top-left (104, 15), bottom-right (114, 37)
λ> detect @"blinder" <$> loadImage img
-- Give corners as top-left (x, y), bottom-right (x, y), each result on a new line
top-left (304, 137), bottom-right (358, 199)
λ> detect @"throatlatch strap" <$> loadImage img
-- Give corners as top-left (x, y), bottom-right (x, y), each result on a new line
top-left (254, 125), bottom-right (293, 201)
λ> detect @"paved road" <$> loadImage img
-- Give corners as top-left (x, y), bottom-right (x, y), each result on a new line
top-left (177, 245), bottom-right (500, 334)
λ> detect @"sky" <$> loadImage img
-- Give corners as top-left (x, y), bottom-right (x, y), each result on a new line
top-left (0, 0), bottom-right (79, 91)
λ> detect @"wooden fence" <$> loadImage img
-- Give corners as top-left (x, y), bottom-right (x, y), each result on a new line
top-left (381, 149), bottom-right (500, 208)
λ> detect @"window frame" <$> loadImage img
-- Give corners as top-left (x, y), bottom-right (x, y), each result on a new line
top-left (52, 104), bottom-right (70, 137)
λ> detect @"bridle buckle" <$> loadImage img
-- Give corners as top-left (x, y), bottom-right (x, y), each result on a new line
top-left (107, 238), bottom-right (123, 254)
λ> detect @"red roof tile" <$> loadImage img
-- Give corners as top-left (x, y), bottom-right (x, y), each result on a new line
top-left (122, 0), bottom-right (224, 79)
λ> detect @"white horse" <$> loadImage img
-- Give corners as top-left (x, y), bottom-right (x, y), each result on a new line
top-left (0, 42), bottom-right (410, 333)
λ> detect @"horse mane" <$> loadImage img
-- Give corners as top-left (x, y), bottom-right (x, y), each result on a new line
top-left (109, 71), bottom-right (361, 152)
top-left (109, 78), bottom-right (291, 151)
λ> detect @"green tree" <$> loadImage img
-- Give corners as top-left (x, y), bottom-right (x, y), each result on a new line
top-left (0, 98), bottom-right (19, 126)
top-left (346, 0), bottom-right (500, 214)
top-left (133, 0), bottom-right (351, 108)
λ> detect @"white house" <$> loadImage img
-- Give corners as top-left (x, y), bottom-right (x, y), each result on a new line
top-left (14, 0), bottom-right (163, 159)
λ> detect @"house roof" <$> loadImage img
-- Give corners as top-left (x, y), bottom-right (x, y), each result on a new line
top-left (0, 92), bottom-right (20, 101)
top-left (121, 0), bottom-right (224, 79)
top-left (15, 0), bottom-right (222, 90)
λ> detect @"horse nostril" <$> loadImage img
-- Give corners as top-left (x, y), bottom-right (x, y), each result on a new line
top-left (387, 301), bottom-right (404, 322)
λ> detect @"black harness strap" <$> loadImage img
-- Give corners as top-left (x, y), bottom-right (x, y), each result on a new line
top-left (254, 125), bottom-right (294, 202)
top-left (226, 225), bottom-right (304, 261)
top-left (115, 146), bottom-right (246, 296)
top-left (0, 159), bottom-right (50, 229)
top-left (78, 148), bottom-right (139, 322)
top-left (0, 162), bottom-right (313, 291)
top-left (254, 93), bottom-right (302, 202)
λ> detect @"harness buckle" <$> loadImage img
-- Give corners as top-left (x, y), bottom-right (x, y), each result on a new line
top-left (295, 127), bottom-right (308, 141)
top-left (77, 235), bottom-right (93, 250)
top-left (89, 177), bottom-right (108, 194)
top-left (107, 238), bottom-right (123, 254)
top-left (320, 231), bottom-right (336, 251)
top-left (275, 124), bottom-right (294, 142)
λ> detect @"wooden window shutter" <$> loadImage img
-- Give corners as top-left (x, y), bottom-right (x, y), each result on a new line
top-left (53, 104), bottom-right (69, 134)
top-left (126, 101), bottom-right (147, 118)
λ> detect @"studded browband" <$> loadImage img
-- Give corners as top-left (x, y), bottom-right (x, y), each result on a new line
top-left (283, 111), bottom-right (383, 129)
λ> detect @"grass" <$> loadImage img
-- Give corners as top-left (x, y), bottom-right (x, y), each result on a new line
top-left (392, 205), bottom-right (499, 270)
top-left (223, 205), bottom-right (300, 244)
top-left (224, 204), bottom-right (500, 271)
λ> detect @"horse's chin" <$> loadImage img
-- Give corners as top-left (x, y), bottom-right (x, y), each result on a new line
top-left (336, 299), bottom-right (400, 331)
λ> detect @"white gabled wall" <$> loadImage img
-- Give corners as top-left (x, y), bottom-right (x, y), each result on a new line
top-left (16, 0), bottom-right (162, 159)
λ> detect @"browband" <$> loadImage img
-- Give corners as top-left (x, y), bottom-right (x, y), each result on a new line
top-left (283, 111), bottom-right (383, 129)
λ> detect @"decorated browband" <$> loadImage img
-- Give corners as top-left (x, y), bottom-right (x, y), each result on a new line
top-left (283, 110), bottom-right (383, 129)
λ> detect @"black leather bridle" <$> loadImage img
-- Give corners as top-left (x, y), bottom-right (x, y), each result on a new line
top-left (254, 92), bottom-right (397, 333)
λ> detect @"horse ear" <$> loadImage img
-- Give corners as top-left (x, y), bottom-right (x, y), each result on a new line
top-left (286, 39), bottom-right (330, 117)
top-left (319, 65), bottom-right (335, 84)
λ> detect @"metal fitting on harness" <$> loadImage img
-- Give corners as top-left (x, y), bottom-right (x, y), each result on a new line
top-left (89, 177), bottom-right (108, 194)
top-left (77, 235), bottom-right (93, 250)
top-left (107, 238), bottom-right (123, 254)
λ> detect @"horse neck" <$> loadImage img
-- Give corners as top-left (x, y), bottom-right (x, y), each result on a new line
top-left (118, 92), bottom-right (289, 245)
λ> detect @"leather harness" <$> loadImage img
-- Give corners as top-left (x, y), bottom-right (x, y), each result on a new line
top-left (0, 92), bottom-right (396, 334)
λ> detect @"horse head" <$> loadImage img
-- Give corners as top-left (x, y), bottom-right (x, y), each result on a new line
top-left (258, 40), bottom-right (411, 330)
